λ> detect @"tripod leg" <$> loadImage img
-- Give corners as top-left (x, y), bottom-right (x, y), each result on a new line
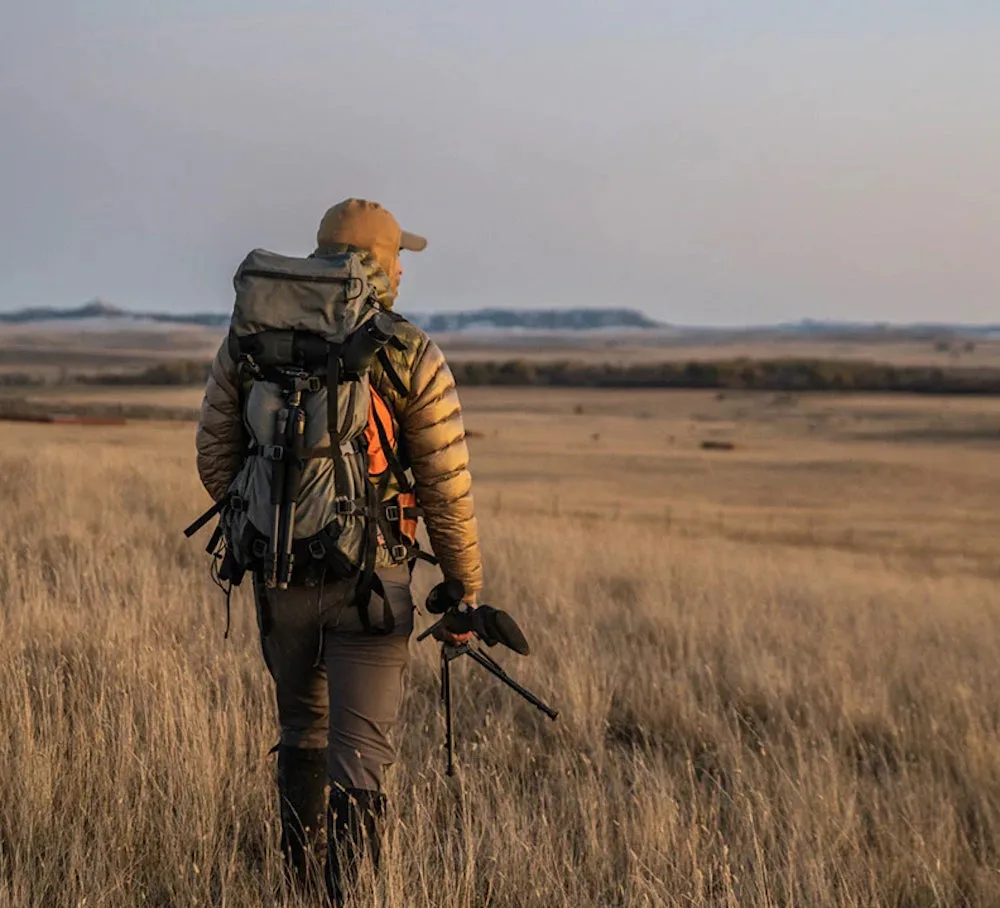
top-left (441, 647), bottom-right (455, 776)
top-left (463, 646), bottom-right (560, 721)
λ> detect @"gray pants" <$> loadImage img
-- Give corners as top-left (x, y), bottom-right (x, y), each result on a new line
top-left (254, 565), bottom-right (414, 791)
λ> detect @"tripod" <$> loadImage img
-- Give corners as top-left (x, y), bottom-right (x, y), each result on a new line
top-left (437, 640), bottom-right (559, 776)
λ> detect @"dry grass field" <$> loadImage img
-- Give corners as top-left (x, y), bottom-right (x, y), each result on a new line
top-left (1, 386), bottom-right (999, 906)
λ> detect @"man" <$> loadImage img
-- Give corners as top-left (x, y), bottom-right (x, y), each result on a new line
top-left (194, 198), bottom-right (483, 902)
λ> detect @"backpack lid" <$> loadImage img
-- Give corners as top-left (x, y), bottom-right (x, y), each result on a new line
top-left (230, 248), bottom-right (373, 343)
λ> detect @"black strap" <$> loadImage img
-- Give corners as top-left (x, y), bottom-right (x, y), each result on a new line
top-left (375, 503), bottom-right (403, 561)
top-left (377, 348), bottom-right (408, 397)
top-left (370, 573), bottom-right (395, 635)
top-left (327, 344), bottom-right (341, 441)
top-left (296, 445), bottom-right (336, 460)
top-left (276, 397), bottom-right (306, 588)
top-left (370, 403), bottom-right (413, 493)
top-left (381, 503), bottom-right (424, 522)
top-left (205, 523), bottom-right (224, 556)
top-left (271, 408), bottom-right (290, 509)
top-left (208, 541), bottom-right (234, 640)
top-left (183, 495), bottom-right (229, 537)
top-left (294, 444), bottom-right (389, 465)
top-left (411, 547), bottom-right (439, 567)
top-left (326, 344), bottom-right (358, 500)
top-left (381, 531), bottom-right (438, 567)
top-left (352, 470), bottom-right (390, 635)
top-left (373, 493), bottom-right (438, 568)
top-left (333, 439), bottom-right (358, 508)
top-left (249, 444), bottom-right (286, 461)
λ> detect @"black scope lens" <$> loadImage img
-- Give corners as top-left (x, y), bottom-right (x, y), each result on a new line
top-left (342, 312), bottom-right (396, 376)
top-left (367, 311), bottom-right (396, 344)
top-left (426, 579), bottom-right (466, 614)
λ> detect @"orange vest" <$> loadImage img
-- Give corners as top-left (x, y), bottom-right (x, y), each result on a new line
top-left (365, 389), bottom-right (419, 542)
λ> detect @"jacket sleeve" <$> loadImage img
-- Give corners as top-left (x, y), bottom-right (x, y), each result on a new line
top-left (393, 335), bottom-right (484, 595)
top-left (195, 340), bottom-right (247, 502)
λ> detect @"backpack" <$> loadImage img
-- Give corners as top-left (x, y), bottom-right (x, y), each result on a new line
top-left (186, 247), bottom-right (405, 632)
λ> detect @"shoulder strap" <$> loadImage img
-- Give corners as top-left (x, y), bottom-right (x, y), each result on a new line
top-left (235, 360), bottom-right (255, 402)
top-left (326, 343), bottom-right (342, 441)
top-left (377, 348), bottom-right (408, 398)
top-left (370, 400), bottom-right (413, 494)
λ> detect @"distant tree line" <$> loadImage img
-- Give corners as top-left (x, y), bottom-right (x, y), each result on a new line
top-left (449, 358), bottom-right (1000, 395)
top-left (66, 356), bottom-right (1000, 395)
top-left (0, 372), bottom-right (46, 387)
top-left (79, 360), bottom-right (212, 386)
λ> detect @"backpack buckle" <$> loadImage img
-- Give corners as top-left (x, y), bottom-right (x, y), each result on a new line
top-left (388, 544), bottom-right (408, 562)
top-left (295, 375), bottom-right (322, 393)
top-left (261, 445), bottom-right (284, 461)
top-left (230, 494), bottom-right (247, 512)
top-left (251, 538), bottom-right (269, 559)
top-left (334, 498), bottom-right (358, 516)
top-left (383, 504), bottom-right (400, 522)
top-left (308, 539), bottom-right (327, 560)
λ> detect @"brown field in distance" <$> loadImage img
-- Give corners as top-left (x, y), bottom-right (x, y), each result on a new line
top-left (436, 334), bottom-right (1000, 368)
top-left (2, 324), bottom-right (1000, 378)
top-left (1, 381), bottom-right (999, 906)
top-left (0, 324), bottom-right (222, 378)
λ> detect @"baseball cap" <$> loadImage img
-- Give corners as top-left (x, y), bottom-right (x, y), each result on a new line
top-left (316, 198), bottom-right (427, 270)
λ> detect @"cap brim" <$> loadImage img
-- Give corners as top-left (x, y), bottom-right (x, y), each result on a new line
top-left (399, 230), bottom-right (427, 252)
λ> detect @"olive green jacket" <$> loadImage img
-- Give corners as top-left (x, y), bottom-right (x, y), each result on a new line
top-left (194, 308), bottom-right (484, 595)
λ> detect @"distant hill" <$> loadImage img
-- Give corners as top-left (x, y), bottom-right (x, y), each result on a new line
top-left (0, 299), bottom-right (230, 328)
top-left (0, 299), bottom-right (127, 324)
top-left (0, 301), bottom-right (661, 332)
top-left (764, 319), bottom-right (1000, 341)
top-left (2, 301), bottom-right (1000, 340)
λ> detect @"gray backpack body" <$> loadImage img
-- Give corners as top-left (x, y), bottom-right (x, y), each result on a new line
top-left (219, 248), bottom-right (395, 594)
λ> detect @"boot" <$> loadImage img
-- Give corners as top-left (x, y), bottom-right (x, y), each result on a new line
top-left (325, 786), bottom-right (387, 906)
top-left (277, 745), bottom-right (328, 890)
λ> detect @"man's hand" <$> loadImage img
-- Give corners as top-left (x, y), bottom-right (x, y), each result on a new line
top-left (434, 595), bottom-right (478, 646)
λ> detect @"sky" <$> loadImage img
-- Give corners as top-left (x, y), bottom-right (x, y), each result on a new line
top-left (2, 1), bottom-right (999, 326)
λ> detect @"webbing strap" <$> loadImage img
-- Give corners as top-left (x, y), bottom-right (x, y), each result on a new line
top-left (353, 472), bottom-right (390, 635)
top-left (298, 443), bottom-right (357, 460)
top-left (370, 573), bottom-right (395, 636)
top-left (332, 440), bottom-right (358, 508)
top-left (325, 344), bottom-right (355, 500)
top-left (371, 404), bottom-right (413, 494)
top-left (249, 444), bottom-right (285, 461)
top-left (183, 495), bottom-right (229, 538)
top-left (374, 503), bottom-right (402, 561)
top-left (373, 487), bottom-right (438, 568)
top-left (377, 348), bottom-right (408, 397)
top-left (327, 344), bottom-right (341, 442)
top-left (205, 523), bottom-right (223, 556)
top-left (411, 548), bottom-right (440, 567)
top-left (271, 410), bottom-right (289, 508)
top-left (381, 503), bottom-right (424, 522)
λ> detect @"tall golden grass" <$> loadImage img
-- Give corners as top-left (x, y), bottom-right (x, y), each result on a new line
top-left (1, 395), bottom-right (999, 906)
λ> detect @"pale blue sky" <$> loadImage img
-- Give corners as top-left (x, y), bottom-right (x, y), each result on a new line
top-left (2, 1), bottom-right (998, 325)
